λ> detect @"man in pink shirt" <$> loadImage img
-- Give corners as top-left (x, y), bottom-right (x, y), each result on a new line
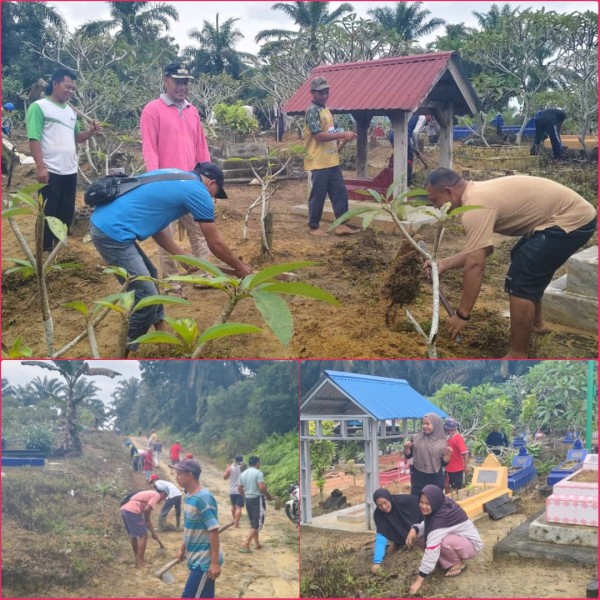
top-left (120, 489), bottom-right (167, 568)
top-left (140, 62), bottom-right (212, 294)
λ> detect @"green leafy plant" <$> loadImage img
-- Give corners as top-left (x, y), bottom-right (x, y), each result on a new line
top-left (1, 336), bottom-right (33, 358)
top-left (22, 424), bottom-right (54, 453)
top-left (2, 182), bottom-right (82, 354)
top-left (213, 101), bottom-right (258, 138)
top-left (134, 259), bottom-right (340, 358)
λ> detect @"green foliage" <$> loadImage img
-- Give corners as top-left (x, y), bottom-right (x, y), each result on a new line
top-left (519, 361), bottom-right (597, 433)
top-left (22, 424), bottom-right (54, 453)
top-left (214, 101), bottom-right (258, 136)
top-left (1, 336), bottom-right (33, 358)
top-left (196, 362), bottom-right (298, 461)
top-left (252, 431), bottom-right (299, 499)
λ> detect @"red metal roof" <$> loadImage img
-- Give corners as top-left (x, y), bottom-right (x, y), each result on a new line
top-left (284, 51), bottom-right (463, 115)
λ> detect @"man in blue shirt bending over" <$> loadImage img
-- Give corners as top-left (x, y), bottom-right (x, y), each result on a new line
top-left (90, 162), bottom-right (252, 352)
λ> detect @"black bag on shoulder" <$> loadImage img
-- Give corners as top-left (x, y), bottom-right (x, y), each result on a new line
top-left (84, 171), bottom-right (199, 207)
top-left (120, 489), bottom-right (145, 506)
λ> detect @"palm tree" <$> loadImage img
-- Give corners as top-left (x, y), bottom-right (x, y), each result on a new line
top-left (111, 377), bottom-right (143, 429)
top-left (255, 1), bottom-right (354, 56)
top-left (21, 361), bottom-right (121, 454)
top-left (78, 1), bottom-right (178, 45)
top-left (368, 2), bottom-right (445, 53)
top-left (472, 4), bottom-right (514, 30)
top-left (1, 1), bottom-right (66, 86)
top-left (24, 376), bottom-right (65, 406)
top-left (184, 14), bottom-right (252, 78)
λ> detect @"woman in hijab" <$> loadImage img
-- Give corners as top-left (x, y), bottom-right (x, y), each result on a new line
top-left (371, 488), bottom-right (421, 574)
top-left (404, 412), bottom-right (452, 496)
top-left (405, 484), bottom-right (483, 594)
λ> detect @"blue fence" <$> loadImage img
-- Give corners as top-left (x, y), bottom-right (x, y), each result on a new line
top-left (454, 119), bottom-right (537, 140)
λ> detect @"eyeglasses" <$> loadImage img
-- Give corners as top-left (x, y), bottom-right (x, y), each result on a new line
top-left (313, 89), bottom-right (330, 95)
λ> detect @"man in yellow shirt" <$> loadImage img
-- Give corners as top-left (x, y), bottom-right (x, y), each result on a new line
top-left (424, 168), bottom-right (596, 357)
top-left (304, 77), bottom-right (359, 237)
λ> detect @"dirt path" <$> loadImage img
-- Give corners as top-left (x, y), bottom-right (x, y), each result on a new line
top-left (138, 439), bottom-right (299, 598)
top-left (40, 441), bottom-right (298, 598)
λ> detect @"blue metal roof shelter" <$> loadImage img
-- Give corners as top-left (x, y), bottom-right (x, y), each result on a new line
top-left (300, 370), bottom-right (447, 530)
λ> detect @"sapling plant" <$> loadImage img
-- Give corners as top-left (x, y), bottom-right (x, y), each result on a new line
top-left (136, 258), bottom-right (341, 358)
top-left (329, 184), bottom-right (480, 357)
top-left (2, 182), bottom-right (82, 354)
top-left (242, 145), bottom-right (304, 256)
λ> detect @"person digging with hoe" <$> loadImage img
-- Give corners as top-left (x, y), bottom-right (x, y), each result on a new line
top-left (424, 168), bottom-right (596, 358)
top-left (170, 459), bottom-right (223, 598)
top-left (120, 488), bottom-right (167, 569)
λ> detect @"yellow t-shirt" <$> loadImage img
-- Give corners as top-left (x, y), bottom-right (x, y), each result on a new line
top-left (304, 102), bottom-right (340, 171)
top-left (459, 176), bottom-right (597, 255)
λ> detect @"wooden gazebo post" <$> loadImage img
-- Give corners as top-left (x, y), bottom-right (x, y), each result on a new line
top-left (390, 109), bottom-right (409, 195)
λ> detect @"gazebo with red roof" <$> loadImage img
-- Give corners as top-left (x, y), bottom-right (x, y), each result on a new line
top-left (284, 51), bottom-right (481, 193)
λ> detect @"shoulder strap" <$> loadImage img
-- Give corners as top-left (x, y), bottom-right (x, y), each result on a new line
top-left (118, 171), bottom-right (199, 197)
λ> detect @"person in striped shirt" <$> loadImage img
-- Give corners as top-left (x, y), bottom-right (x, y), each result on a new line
top-left (171, 459), bottom-right (223, 598)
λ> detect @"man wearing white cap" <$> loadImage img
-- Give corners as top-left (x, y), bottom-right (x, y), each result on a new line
top-left (141, 62), bottom-right (212, 295)
top-left (149, 474), bottom-right (183, 531)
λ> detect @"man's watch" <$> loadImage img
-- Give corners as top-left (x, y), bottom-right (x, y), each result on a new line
top-left (455, 309), bottom-right (470, 321)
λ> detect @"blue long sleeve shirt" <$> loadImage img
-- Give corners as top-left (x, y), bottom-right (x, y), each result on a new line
top-left (373, 532), bottom-right (389, 564)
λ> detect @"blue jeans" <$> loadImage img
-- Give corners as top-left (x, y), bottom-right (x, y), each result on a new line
top-left (182, 568), bottom-right (215, 598)
top-left (89, 224), bottom-right (165, 347)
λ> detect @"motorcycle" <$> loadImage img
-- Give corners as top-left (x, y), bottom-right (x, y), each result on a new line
top-left (285, 483), bottom-right (299, 525)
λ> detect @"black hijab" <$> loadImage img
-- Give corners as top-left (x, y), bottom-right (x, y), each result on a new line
top-left (373, 488), bottom-right (421, 545)
top-left (421, 484), bottom-right (468, 539)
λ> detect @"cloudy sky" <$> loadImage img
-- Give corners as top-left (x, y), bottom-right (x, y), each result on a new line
top-left (2, 360), bottom-right (142, 404)
top-left (48, 1), bottom-right (596, 55)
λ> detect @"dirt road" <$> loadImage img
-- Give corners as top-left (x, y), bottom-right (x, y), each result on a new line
top-left (41, 442), bottom-right (299, 598)
top-left (137, 441), bottom-right (299, 598)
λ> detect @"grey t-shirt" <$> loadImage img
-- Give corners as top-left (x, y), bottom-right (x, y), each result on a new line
top-left (239, 466), bottom-right (264, 498)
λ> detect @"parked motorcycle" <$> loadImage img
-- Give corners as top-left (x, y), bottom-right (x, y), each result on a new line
top-left (285, 483), bottom-right (299, 524)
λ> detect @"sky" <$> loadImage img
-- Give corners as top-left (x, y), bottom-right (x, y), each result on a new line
top-left (1, 360), bottom-right (142, 405)
top-left (47, 1), bottom-right (597, 56)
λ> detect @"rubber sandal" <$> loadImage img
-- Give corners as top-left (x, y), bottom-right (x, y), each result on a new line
top-left (445, 564), bottom-right (467, 577)
top-left (239, 547), bottom-right (252, 554)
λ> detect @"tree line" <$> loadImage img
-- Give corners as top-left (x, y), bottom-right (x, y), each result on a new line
top-left (2, 360), bottom-right (298, 464)
top-left (2, 2), bottom-right (597, 153)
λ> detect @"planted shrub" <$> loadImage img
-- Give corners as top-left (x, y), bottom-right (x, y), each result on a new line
top-left (23, 424), bottom-right (54, 453)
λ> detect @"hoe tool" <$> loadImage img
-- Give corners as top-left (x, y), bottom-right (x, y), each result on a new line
top-left (154, 521), bottom-right (235, 584)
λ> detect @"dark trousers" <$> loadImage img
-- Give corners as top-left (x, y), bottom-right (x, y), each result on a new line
top-left (307, 166), bottom-right (349, 229)
top-left (160, 495), bottom-right (182, 520)
top-left (533, 120), bottom-right (562, 158)
top-left (40, 172), bottom-right (77, 251)
top-left (410, 466), bottom-right (445, 497)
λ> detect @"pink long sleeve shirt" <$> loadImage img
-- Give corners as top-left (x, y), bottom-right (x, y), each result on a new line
top-left (140, 95), bottom-right (210, 171)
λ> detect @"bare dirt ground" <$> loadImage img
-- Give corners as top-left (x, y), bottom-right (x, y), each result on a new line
top-left (2, 132), bottom-right (597, 359)
top-left (1, 433), bottom-right (298, 598)
top-left (301, 481), bottom-right (596, 598)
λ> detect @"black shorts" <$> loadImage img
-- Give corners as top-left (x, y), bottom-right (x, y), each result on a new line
top-left (447, 471), bottom-right (464, 490)
top-left (230, 493), bottom-right (244, 508)
top-left (245, 496), bottom-right (266, 531)
top-left (505, 217), bottom-right (596, 301)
